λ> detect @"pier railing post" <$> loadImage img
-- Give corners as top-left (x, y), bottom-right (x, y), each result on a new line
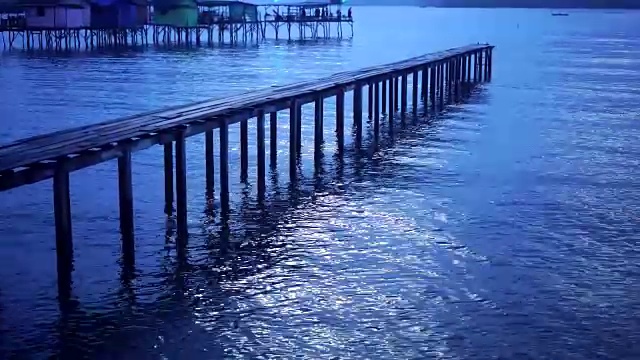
top-left (118, 149), bottom-right (135, 248)
top-left (289, 100), bottom-right (299, 181)
top-left (219, 120), bottom-right (230, 211)
top-left (163, 142), bottom-right (173, 215)
top-left (256, 110), bottom-right (266, 195)
top-left (270, 112), bottom-right (277, 168)
top-left (336, 89), bottom-right (345, 153)
top-left (175, 130), bottom-right (188, 240)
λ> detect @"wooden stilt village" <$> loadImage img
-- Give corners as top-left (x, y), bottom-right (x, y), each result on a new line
top-left (0, 0), bottom-right (354, 50)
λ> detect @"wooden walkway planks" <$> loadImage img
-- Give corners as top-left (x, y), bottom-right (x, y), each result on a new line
top-left (0, 44), bottom-right (493, 191)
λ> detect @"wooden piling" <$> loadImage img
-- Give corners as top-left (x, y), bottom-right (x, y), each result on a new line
top-left (421, 67), bottom-right (428, 101)
top-left (353, 85), bottom-right (363, 145)
top-left (205, 130), bottom-right (215, 198)
top-left (53, 167), bottom-right (73, 272)
top-left (367, 83), bottom-right (373, 119)
top-left (270, 112), bottom-right (277, 168)
top-left (412, 70), bottom-right (419, 115)
top-left (256, 110), bottom-right (266, 195)
top-left (382, 80), bottom-right (387, 114)
top-left (219, 121), bottom-right (230, 210)
top-left (289, 100), bottom-right (299, 180)
top-left (336, 89), bottom-right (345, 152)
top-left (389, 77), bottom-right (395, 123)
top-left (314, 97), bottom-right (323, 163)
top-left (489, 49), bottom-right (493, 80)
top-left (374, 81), bottom-right (380, 140)
top-left (430, 65), bottom-right (436, 112)
top-left (394, 77), bottom-right (399, 111)
top-left (175, 131), bottom-right (188, 239)
top-left (401, 73), bottom-right (408, 119)
top-left (240, 118), bottom-right (248, 181)
top-left (163, 142), bottom-right (173, 215)
top-left (117, 149), bottom-right (134, 244)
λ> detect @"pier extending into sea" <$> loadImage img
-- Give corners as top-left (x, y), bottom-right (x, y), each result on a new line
top-left (0, 43), bottom-right (494, 296)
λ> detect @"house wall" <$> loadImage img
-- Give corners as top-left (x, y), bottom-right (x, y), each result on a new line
top-left (152, 6), bottom-right (197, 27)
top-left (229, 3), bottom-right (257, 21)
top-left (90, 4), bottom-right (147, 28)
top-left (25, 6), bottom-right (90, 29)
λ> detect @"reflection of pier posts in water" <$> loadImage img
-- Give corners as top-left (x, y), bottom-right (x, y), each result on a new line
top-left (0, 44), bottom-right (494, 299)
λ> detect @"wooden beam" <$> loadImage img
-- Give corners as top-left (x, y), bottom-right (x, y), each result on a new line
top-left (256, 110), bottom-right (266, 195)
top-left (205, 130), bottom-right (214, 199)
top-left (163, 142), bottom-right (173, 216)
top-left (240, 118), bottom-right (248, 182)
top-left (219, 120), bottom-right (229, 211)
top-left (118, 149), bottom-right (134, 246)
top-left (175, 131), bottom-right (188, 240)
top-left (270, 112), bottom-right (277, 168)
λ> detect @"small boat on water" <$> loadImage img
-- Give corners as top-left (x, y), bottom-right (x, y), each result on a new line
top-left (551, 13), bottom-right (569, 16)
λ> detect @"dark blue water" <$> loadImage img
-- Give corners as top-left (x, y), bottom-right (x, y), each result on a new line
top-left (1, 6), bottom-right (640, 359)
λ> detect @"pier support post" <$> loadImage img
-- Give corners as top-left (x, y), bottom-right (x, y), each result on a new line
top-left (353, 85), bottom-right (363, 146)
top-left (382, 80), bottom-right (387, 115)
top-left (401, 73), bottom-right (408, 119)
top-left (367, 83), bottom-right (373, 119)
top-left (421, 67), bottom-right (428, 101)
top-left (374, 81), bottom-right (380, 141)
top-left (240, 118), bottom-right (248, 181)
top-left (289, 100), bottom-right (299, 181)
top-left (297, 103), bottom-right (303, 155)
top-left (454, 57), bottom-right (460, 102)
top-left (474, 52), bottom-right (479, 83)
top-left (163, 142), bottom-right (173, 215)
top-left (394, 77), bottom-right (399, 111)
top-left (430, 65), bottom-right (436, 112)
top-left (118, 149), bottom-right (135, 248)
top-left (467, 53), bottom-right (472, 86)
top-left (447, 60), bottom-right (453, 104)
top-left (219, 121), bottom-right (230, 211)
top-left (175, 131), bottom-right (188, 240)
top-left (53, 167), bottom-right (73, 291)
top-left (487, 49), bottom-right (493, 81)
top-left (438, 63), bottom-right (444, 109)
top-left (205, 130), bottom-right (215, 199)
top-left (389, 77), bottom-right (395, 124)
top-left (256, 110), bottom-right (266, 195)
top-left (270, 112), bottom-right (277, 168)
top-left (336, 89), bottom-right (345, 153)
top-left (461, 54), bottom-right (467, 93)
top-left (412, 70), bottom-right (419, 115)
top-left (314, 97), bottom-right (324, 165)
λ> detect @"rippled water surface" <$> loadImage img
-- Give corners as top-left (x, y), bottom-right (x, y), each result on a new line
top-left (1, 6), bottom-right (640, 360)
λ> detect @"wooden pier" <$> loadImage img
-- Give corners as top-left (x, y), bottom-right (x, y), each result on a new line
top-left (0, 44), bottom-right (493, 294)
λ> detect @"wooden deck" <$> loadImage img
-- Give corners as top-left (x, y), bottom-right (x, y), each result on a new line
top-left (0, 43), bottom-right (493, 192)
